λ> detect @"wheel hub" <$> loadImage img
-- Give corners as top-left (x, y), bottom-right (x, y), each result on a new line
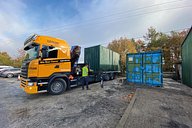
top-left (51, 81), bottom-right (62, 93)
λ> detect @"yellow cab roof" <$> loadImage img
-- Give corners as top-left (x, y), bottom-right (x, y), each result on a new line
top-left (24, 34), bottom-right (70, 49)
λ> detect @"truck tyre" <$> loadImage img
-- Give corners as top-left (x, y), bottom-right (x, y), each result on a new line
top-left (104, 74), bottom-right (110, 81)
top-left (7, 73), bottom-right (14, 78)
top-left (48, 78), bottom-right (67, 95)
top-left (110, 74), bottom-right (114, 80)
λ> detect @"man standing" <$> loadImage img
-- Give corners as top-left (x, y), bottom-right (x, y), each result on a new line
top-left (82, 64), bottom-right (90, 90)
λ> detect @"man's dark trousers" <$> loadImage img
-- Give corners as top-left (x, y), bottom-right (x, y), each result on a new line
top-left (82, 76), bottom-right (89, 89)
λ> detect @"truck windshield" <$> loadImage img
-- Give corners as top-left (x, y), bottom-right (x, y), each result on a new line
top-left (24, 44), bottom-right (39, 60)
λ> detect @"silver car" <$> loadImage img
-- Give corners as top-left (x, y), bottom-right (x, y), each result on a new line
top-left (0, 66), bottom-right (13, 73)
top-left (1, 68), bottom-right (21, 78)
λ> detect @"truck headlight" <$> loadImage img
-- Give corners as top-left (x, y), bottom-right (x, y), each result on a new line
top-left (28, 82), bottom-right (34, 86)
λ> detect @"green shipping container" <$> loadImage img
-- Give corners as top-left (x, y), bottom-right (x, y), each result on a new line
top-left (181, 27), bottom-right (192, 87)
top-left (84, 45), bottom-right (120, 72)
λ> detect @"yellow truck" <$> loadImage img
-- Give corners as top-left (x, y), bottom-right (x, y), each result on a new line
top-left (20, 34), bottom-right (120, 95)
top-left (20, 34), bottom-right (81, 95)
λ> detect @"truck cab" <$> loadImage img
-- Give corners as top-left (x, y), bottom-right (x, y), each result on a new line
top-left (20, 34), bottom-right (77, 95)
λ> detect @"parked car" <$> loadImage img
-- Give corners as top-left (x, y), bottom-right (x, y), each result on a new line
top-left (0, 66), bottom-right (13, 71)
top-left (0, 66), bottom-right (13, 70)
top-left (0, 68), bottom-right (21, 78)
top-left (0, 66), bottom-right (14, 75)
top-left (0, 69), bottom-right (9, 75)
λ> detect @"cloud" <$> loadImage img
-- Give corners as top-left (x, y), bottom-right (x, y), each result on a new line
top-left (0, 0), bottom-right (31, 57)
top-left (38, 0), bottom-right (192, 62)
top-left (0, 0), bottom-right (191, 60)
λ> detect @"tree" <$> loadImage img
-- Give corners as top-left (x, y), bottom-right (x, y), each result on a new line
top-left (134, 39), bottom-right (146, 52)
top-left (13, 49), bottom-right (26, 67)
top-left (144, 27), bottom-right (188, 71)
top-left (169, 31), bottom-right (188, 62)
top-left (144, 27), bottom-right (168, 51)
top-left (144, 26), bottom-right (159, 45)
top-left (0, 49), bottom-right (25, 67)
top-left (0, 52), bottom-right (12, 66)
top-left (108, 37), bottom-right (137, 73)
top-left (144, 27), bottom-right (174, 71)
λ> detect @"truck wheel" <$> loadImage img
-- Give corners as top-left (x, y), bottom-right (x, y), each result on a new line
top-left (104, 74), bottom-right (110, 81)
top-left (7, 73), bottom-right (14, 78)
top-left (110, 74), bottom-right (114, 80)
top-left (48, 78), bottom-right (67, 95)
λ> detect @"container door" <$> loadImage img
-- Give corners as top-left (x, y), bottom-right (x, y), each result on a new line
top-left (127, 54), bottom-right (142, 83)
top-left (143, 52), bottom-right (162, 86)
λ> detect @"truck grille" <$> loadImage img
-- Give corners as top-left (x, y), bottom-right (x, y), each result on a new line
top-left (21, 60), bottom-right (29, 79)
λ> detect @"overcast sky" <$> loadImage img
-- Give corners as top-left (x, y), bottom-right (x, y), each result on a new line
top-left (0, 0), bottom-right (191, 62)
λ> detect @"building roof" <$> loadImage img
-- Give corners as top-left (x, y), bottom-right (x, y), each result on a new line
top-left (181, 26), bottom-right (192, 46)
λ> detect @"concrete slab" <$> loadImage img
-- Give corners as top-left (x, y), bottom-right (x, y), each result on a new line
top-left (117, 78), bottom-right (192, 128)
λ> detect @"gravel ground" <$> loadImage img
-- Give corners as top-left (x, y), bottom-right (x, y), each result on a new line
top-left (0, 78), bottom-right (135, 128)
top-left (123, 78), bottom-right (192, 128)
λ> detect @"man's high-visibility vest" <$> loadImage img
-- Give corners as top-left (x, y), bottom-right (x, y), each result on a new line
top-left (82, 66), bottom-right (88, 77)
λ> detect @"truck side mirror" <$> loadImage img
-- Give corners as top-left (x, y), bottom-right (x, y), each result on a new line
top-left (39, 49), bottom-right (47, 60)
top-left (39, 50), bottom-right (42, 58)
top-left (40, 48), bottom-right (48, 59)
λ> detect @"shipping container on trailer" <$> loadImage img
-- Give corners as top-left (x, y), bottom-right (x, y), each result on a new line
top-left (84, 45), bottom-right (120, 80)
top-left (126, 50), bottom-right (163, 86)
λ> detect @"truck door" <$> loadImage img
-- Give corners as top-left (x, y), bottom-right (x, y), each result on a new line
top-left (38, 45), bottom-right (70, 78)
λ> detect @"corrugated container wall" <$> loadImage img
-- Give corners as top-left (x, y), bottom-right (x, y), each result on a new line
top-left (126, 50), bottom-right (163, 86)
top-left (182, 27), bottom-right (192, 87)
top-left (84, 45), bottom-right (120, 72)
